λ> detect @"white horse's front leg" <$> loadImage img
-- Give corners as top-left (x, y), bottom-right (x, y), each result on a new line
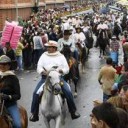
top-left (55, 116), bottom-right (61, 128)
top-left (43, 116), bottom-right (50, 128)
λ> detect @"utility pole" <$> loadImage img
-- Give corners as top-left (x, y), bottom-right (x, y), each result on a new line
top-left (54, 0), bottom-right (56, 8)
top-left (15, 0), bottom-right (18, 21)
top-left (70, 0), bottom-right (72, 14)
top-left (36, 0), bottom-right (39, 6)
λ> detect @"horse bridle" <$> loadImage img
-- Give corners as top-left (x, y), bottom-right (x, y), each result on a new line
top-left (46, 77), bottom-right (64, 95)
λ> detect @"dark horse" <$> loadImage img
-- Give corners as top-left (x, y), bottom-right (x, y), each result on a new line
top-left (97, 29), bottom-right (109, 58)
top-left (61, 44), bottom-right (80, 97)
top-left (84, 28), bottom-right (94, 55)
top-left (0, 94), bottom-right (28, 128)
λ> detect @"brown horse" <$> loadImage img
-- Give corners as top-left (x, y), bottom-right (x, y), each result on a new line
top-left (76, 42), bottom-right (87, 73)
top-left (61, 44), bottom-right (80, 97)
top-left (0, 101), bottom-right (28, 128)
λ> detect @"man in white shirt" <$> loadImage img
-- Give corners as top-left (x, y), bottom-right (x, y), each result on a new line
top-left (58, 29), bottom-right (79, 61)
top-left (29, 40), bottom-right (80, 122)
top-left (61, 19), bottom-right (70, 32)
top-left (58, 30), bottom-right (75, 52)
top-left (74, 27), bottom-right (86, 48)
top-left (94, 14), bottom-right (100, 24)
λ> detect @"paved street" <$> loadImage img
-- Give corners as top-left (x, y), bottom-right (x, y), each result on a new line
top-left (17, 35), bottom-right (124, 128)
top-left (1, 1), bottom-right (125, 128)
top-left (18, 46), bottom-right (107, 128)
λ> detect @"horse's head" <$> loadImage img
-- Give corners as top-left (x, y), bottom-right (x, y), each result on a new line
top-left (99, 29), bottom-right (107, 39)
top-left (62, 44), bottom-right (71, 53)
top-left (61, 44), bottom-right (72, 60)
top-left (46, 70), bottom-right (63, 95)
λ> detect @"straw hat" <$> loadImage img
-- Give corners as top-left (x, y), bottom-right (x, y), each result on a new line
top-left (44, 40), bottom-right (58, 47)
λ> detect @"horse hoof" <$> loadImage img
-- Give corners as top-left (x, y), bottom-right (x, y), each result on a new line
top-left (74, 92), bottom-right (77, 98)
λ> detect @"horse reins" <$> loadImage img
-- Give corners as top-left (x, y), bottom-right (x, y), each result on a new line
top-left (47, 81), bottom-right (63, 109)
top-left (0, 100), bottom-right (4, 116)
top-left (57, 95), bottom-right (63, 110)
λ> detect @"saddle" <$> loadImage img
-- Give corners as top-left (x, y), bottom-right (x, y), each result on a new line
top-left (0, 103), bottom-right (28, 128)
top-left (68, 57), bottom-right (76, 69)
top-left (0, 103), bottom-right (13, 128)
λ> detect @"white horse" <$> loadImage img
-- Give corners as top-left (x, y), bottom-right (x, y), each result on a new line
top-left (40, 70), bottom-right (66, 128)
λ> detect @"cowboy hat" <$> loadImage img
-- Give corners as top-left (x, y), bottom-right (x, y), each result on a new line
top-left (44, 40), bottom-right (58, 47)
top-left (63, 30), bottom-right (71, 35)
top-left (0, 55), bottom-right (17, 70)
top-left (0, 55), bottom-right (11, 64)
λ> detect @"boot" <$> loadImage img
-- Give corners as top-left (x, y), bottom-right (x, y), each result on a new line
top-left (29, 114), bottom-right (39, 122)
top-left (71, 111), bottom-right (80, 120)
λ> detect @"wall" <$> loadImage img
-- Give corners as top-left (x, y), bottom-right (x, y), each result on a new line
top-left (0, 0), bottom-right (78, 31)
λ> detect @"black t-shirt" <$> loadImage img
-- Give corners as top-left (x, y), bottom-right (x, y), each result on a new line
top-left (6, 49), bottom-right (16, 61)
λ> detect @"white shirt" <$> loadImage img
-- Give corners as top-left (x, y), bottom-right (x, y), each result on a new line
top-left (97, 23), bottom-right (108, 30)
top-left (58, 38), bottom-right (76, 52)
top-left (94, 18), bottom-right (100, 24)
top-left (61, 22), bottom-right (70, 31)
top-left (83, 26), bottom-right (90, 33)
top-left (37, 51), bottom-right (69, 75)
top-left (74, 32), bottom-right (86, 47)
top-left (74, 32), bottom-right (86, 42)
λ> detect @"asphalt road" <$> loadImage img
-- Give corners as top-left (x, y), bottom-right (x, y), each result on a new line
top-left (17, 46), bottom-right (106, 128)
top-left (18, 34), bottom-right (124, 128)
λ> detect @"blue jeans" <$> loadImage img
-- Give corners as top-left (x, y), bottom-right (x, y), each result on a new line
top-left (7, 104), bottom-right (21, 128)
top-left (103, 93), bottom-right (112, 102)
top-left (61, 78), bottom-right (76, 113)
top-left (16, 56), bottom-right (23, 70)
top-left (73, 50), bottom-right (79, 61)
top-left (31, 76), bottom-right (77, 115)
top-left (23, 48), bottom-right (33, 68)
top-left (31, 78), bottom-right (45, 115)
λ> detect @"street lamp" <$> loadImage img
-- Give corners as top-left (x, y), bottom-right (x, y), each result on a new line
top-left (15, 0), bottom-right (18, 21)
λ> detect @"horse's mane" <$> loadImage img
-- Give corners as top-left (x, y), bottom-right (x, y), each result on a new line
top-left (44, 70), bottom-right (53, 86)
top-left (44, 76), bottom-right (50, 87)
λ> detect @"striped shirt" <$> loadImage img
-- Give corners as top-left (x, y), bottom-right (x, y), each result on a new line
top-left (110, 40), bottom-right (120, 52)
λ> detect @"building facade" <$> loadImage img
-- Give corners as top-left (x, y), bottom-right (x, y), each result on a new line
top-left (0, 0), bottom-right (78, 31)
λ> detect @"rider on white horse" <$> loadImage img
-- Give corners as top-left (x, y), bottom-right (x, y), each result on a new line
top-left (29, 40), bottom-right (80, 122)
